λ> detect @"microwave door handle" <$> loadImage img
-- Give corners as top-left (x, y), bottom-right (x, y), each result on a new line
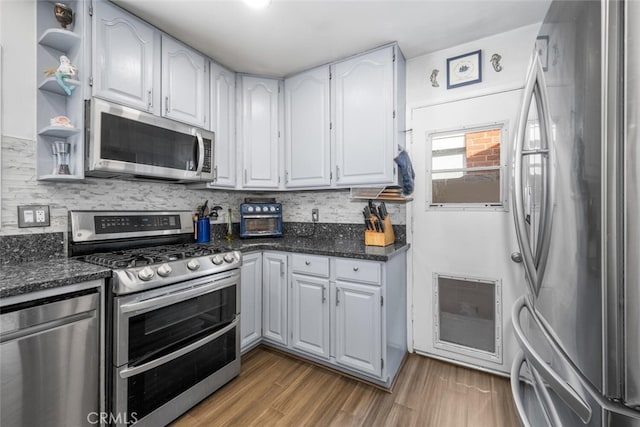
top-left (195, 131), bottom-right (205, 176)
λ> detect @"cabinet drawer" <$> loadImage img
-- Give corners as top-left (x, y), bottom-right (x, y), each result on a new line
top-left (334, 259), bottom-right (381, 284)
top-left (291, 254), bottom-right (329, 278)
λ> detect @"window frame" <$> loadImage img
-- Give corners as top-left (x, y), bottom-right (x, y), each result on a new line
top-left (426, 121), bottom-right (509, 211)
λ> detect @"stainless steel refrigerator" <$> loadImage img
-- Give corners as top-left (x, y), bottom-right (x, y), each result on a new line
top-left (509, 0), bottom-right (640, 425)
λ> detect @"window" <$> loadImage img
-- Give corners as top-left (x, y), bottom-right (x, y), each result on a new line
top-left (428, 124), bottom-right (506, 208)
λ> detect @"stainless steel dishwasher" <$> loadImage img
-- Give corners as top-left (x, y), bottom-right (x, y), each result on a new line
top-left (1, 289), bottom-right (99, 427)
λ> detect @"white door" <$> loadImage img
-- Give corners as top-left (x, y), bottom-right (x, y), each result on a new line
top-left (284, 66), bottom-right (331, 188)
top-left (291, 274), bottom-right (330, 359)
top-left (93, 0), bottom-right (159, 113)
top-left (409, 91), bottom-right (525, 373)
top-left (262, 252), bottom-right (288, 345)
top-left (240, 252), bottom-right (262, 352)
top-left (209, 61), bottom-right (236, 188)
top-left (161, 35), bottom-right (207, 127)
top-left (334, 280), bottom-right (381, 377)
top-left (332, 46), bottom-right (395, 186)
top-left (241, 76), bottom-right (281, 189)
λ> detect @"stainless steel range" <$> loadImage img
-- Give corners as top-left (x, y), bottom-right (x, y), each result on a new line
top-left (69, 211), bottom-right (241, 427)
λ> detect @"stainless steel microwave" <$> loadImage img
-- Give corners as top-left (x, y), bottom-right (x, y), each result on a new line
top-left (85, 98), bottom-right (214, 182)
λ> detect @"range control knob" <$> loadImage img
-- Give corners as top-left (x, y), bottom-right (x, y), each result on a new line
top-left (157, 263), bottom-right (172, 277)
top-left (211, 255), bottom-right (224, 265)
top-left (223, 253), bottom-right (235, 263)
top-left (138, 267), bottom-right (155, 281)
top-left (187, 259), bottom-right (201, 271)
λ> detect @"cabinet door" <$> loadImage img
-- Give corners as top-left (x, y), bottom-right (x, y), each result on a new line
top-left (332, 46), bottom-right (395, 186)
top-left (161, 35), bottom-right (208, 127)
top-left (291, 274), bottom-right (330, 359)
top-left (93, 0), bottom-right (159, 113)
top-left (262, 252), bottom-right (288, 345)
top-left (335, 280), bottom-right (382, 377)
top-left (240, 253), bottom-right (262, 352)
top-left (284, 66), bottom-right (331, 188)
top-left (241, 76), bottom-right (280, 189)
top-left (209, 62), bottom-right (236, 188)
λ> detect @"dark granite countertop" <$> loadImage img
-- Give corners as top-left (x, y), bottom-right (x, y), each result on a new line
top-left (0, 259), bottom-right (112, 300)
top-left (216, 236), bottom-right (410, 261)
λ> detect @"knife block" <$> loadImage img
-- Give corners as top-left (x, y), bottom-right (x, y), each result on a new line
top-left (364, 215), bottom-right (395, 247)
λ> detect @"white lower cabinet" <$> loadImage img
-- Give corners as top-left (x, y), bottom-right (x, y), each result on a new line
top-left (240, 250), bottom-right (406, 388)
top-left (240, 252), bottom-right (262, 352)
top-left (334, 280), bottom-right (382, 377)
top-left (291, 273), bottom-right (330, 359)
top-left (262, 252), bottom-right (288, 345)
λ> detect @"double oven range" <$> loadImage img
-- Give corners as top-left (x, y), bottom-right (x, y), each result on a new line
top-left (69, 211), bottom-right (241, 426)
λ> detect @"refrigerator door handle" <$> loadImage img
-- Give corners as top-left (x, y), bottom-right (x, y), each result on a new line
top-left (512, 295), bottom-right (593, 423)
top-left (511, 350), bottom-right (563, 427)
top-left (512, 53), bottom-right (555, 296)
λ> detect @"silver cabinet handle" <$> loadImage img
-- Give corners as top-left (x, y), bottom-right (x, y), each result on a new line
top-left (119, 319), bottom-right (237, 379)
top-left (336, 288), bottom-right (340, 305)
top-left (322, 286), bottom-right (326, 303)
top-left (280, 261), bottom-right (284, 276)
top-left (285, 170), bottom-right (289, 183)
top-left (147, 90), bottom-right (153, 110)
top-left (511, 296), bottom-right (592, 423)
top-left (213, 166), bottom-right (218, 182)
top-left (336, 165), bottom-right (340, 180)
top-left (244, 169), bottom-right (248, 185)
top-left (353, 266), bottom-right (359, 272)
top-left (165, 96), bottom-right (170, 114)
top-left (305, 261), bottom-right (310, 266)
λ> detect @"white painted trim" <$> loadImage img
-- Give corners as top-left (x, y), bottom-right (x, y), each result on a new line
top-left (413, 349), bottom-right (510, 379)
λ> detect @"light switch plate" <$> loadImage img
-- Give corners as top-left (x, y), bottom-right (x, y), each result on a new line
top-left (18, 205), bottom-right (50, 228)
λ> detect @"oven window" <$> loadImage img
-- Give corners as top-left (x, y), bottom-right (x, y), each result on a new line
top-left (244, 217), bottom-right (280, 233)
top-left (127, 327), bottom-right (236, 420)
top-left (128, 284), bottom-right (236, 364)
top-left (101, 112), bottom-right (199, 171)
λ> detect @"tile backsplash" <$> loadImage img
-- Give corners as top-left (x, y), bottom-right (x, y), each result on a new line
top-left (1, 135), bottom-right (406, 236)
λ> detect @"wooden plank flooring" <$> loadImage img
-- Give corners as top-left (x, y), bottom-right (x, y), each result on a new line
top-left (172, 347), bottom-right (519, 427)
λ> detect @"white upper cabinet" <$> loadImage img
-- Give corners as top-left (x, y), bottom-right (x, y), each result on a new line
top-left (161, 35), bottom-right (208, 127)
top-left (284, 66), bottom-right (331, 188)
top-left (240, 76), bottom-right (281, 189)
top-left (332, 46), bottom-right (397, 186)
top-left (93, 0), bottom-right (160, 113)
top-left (209, 61), bottom-right (236, 188)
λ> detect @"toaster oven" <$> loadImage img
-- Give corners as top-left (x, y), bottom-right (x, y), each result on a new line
top-left (239, 203), bottom-right (283, 238)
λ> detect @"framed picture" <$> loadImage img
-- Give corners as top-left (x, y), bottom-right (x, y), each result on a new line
top-left (446, 50), bottom-right (482, 89)
top-left (536, 36), bottom-right (549, 71)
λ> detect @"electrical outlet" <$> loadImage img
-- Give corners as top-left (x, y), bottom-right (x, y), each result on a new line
top-left (311, 208), bottom-right (319, 223)
top-left (18, 205), bottom-right (50, 228)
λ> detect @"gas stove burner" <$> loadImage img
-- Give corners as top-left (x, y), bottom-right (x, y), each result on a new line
top-left (82, 244), bottom-right (228, 269)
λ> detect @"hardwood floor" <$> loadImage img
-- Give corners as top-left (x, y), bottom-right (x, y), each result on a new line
top-left (172, 346), bottom-right (520, 427)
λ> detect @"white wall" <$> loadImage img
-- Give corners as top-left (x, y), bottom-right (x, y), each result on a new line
top-left (0, 1), bottom-right (405, 236)
top-left (405, 23), bottom-right (541, 372)
top-left (407, 24), bottom-right (540, 109)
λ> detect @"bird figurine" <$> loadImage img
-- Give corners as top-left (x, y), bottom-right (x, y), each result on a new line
top-left (54, 3), bottom-right (73, 29)
top-left (44, 56), bottom-right (78, 96)
top-left (430, 69), bottom-right (439, 87)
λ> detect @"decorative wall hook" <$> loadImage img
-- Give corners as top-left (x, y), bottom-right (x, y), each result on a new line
top-left (429, 69), bottom-right (439, 87)
top-left (490, 53), bottom-right (503, 72)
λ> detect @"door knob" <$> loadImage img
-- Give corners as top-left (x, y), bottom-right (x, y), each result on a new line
top-left (511, 252), bottom-right (523, 263)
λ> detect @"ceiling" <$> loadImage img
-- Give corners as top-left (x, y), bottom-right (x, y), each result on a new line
top-left (113, 0), bottom-right (551, 77)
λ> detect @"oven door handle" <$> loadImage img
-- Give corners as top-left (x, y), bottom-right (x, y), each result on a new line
top-left (241, 214), bottom-right (280, 219)
top-left (118, 318), bottom-right (238, 379)
top-left (119, 272), bottom-right (238, 314)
